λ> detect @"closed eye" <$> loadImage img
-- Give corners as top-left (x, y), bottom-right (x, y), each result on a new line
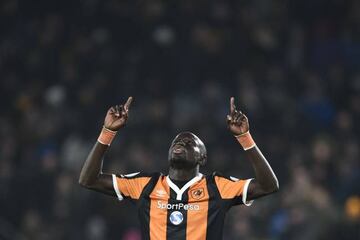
top-left (172, 137), bottom-right (196, 147)
top-left (182, 138), bottom-right (195, 146)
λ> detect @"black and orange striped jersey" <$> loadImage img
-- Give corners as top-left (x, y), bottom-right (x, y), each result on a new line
top-left (112, 172), bottom-right (254, 240)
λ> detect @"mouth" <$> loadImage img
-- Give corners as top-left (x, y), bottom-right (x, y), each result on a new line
top-left (172, 144), bottom-right (185, 154)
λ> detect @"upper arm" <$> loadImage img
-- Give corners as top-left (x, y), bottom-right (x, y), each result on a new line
top-left (81, 173), bottom-right (116, 197)
top-left (246, 179), bottom-right (278, 200)
top-left (81, 172), bottom-right (152, 201)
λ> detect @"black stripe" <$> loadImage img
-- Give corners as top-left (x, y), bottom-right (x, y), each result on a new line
top-left (205, 174), bottom-right (227, 240)
top-left (166, 188), bottom-right (189, 240)
top-left (137, 173), bottom-right (160, 240)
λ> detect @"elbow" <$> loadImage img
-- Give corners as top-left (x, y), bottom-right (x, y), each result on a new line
top-left (270, 179), bottom-right (280, 193)
top-left (263, 179), bottom-right (279, 195)
top-left (78, 176), bottom-right (92, 189)
top-left (78, 178), bottom-right (88, 188)
top-left (79, 175), bottom-right (100, 190)
top-left (273, 183), bottom-right (280, 193)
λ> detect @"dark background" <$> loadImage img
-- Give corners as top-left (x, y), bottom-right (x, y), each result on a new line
top-left (0, 0), bottom-right (359, 239)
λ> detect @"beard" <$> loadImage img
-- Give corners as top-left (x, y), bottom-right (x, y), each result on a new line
top-left (169, 155), bottom-right (197, 170)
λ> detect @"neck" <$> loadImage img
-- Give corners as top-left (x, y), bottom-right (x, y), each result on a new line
top-left (168, 166), bottom-right (199, 181)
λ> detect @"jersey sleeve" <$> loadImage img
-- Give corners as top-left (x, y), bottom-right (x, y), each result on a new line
top-left (112, 172), bottom-right (152, 201)
top-left (214, 173), bottom-right (254, 206)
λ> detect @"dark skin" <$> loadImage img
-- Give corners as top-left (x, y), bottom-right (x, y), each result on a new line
top-left (79, 97), bottom-right (279, 200)
top-left (168, 131), bottom-right (207, 181)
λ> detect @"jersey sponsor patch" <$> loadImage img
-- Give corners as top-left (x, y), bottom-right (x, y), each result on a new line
top-left (169, 211), bottom-right (184, 225)
top-left (157, 201), bottom-right (200, 211)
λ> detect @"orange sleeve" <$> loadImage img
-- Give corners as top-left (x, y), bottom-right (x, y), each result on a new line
top-left (215, 176), bottom-right (246, 199)
top-left (112, 173), bottom-right (151, 200)
top-left (214, 175), bottom-right (254, 206)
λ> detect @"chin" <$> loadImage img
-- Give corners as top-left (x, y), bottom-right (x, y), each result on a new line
top-left (169, 157), bottom-right (196, 170)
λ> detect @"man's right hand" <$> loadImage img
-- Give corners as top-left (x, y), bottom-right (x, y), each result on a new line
top-left (104, 97), bottom-right (133, 131)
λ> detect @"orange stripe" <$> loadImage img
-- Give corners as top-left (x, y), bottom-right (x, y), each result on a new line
top-left (149, 177), bottom-right (169, 240)
top-left (186, 179), bottom-right (209, 240)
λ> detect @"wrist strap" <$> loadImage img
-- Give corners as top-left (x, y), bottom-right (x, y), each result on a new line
top-left (98, 126), bottom-right (117, 146)
top-left (235, 131), bottom-right (256, 150)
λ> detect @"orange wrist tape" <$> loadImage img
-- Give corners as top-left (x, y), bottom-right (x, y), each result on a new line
top-left (235, 132), bottom-right (256, 150)
top-left (98, 127), bottom-right (117, 146)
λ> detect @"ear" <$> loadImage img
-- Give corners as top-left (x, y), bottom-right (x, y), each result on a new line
top-left (198, 153), bottom-right (207, 166)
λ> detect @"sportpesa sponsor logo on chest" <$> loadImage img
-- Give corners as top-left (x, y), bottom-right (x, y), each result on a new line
top-left (157, 201), bottom-right (200, 211)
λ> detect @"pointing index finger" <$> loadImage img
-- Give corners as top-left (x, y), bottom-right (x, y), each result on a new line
top-left (124, 96), bottom-right (133, 111)
top-left (230, 97), bottom-right (236, 114)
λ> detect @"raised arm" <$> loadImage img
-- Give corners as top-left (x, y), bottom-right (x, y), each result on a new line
top-left (79, 97), bottom-right (133, 196)
top-left (227, 97), bottom-right (279, 200)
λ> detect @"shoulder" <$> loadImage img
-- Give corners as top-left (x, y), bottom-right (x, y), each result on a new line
top-left (115, 172), bottom-right (162, 179)
top-left (207, 171), bottom-right (241, 182)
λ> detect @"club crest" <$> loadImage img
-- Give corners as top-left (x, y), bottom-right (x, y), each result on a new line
top-left (191, 188), bottom-right (204, 200)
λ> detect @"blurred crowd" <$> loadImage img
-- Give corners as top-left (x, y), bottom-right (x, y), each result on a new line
top-left (0, 0), bottom-right (359, 239)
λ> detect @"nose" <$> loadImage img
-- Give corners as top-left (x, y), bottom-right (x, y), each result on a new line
top-left (174, 141), bottom-right (186, 147)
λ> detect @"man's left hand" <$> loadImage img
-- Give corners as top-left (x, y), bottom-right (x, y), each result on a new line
top-left (227, 97), bottom-right (249, 136)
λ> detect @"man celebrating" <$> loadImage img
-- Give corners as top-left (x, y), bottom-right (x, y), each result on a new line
top-left (79, 96), bottom-right (279, 240)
